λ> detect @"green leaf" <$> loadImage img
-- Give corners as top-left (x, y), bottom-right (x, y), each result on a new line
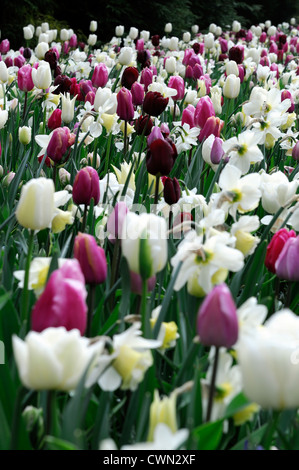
top-left (224, 392), bottom-right (250, 419)
top-left (43, 436), bottom-right (79, 450)
top-left (192, 419), bottom-right (224, 450)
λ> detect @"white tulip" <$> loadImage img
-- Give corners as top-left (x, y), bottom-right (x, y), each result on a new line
top-left (0, 61), bottom-right (8, 83)
top-left (115, 25), bottom-right (124, 37)
top-left (165, 23), bottom-right (172, 33)
top-left (118, 47), bottom-right (133, 65)
top-left (23, 26), bottom-right (33, 40)
top-left (90, 21), bottom-right (98, 32)
top-left (129, 27), bottom-right (138, 40)
top-left (34, 42), bottom-right (49, 61)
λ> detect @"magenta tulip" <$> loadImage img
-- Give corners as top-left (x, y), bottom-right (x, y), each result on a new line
top-left (72, 166), bottom-right (100, 206)
top-left (18, 65), bottom-right (34, 92)
top-left (116, 87), bottom-right (134, 121)
top-left (74, 233), bottom-right (107, 284)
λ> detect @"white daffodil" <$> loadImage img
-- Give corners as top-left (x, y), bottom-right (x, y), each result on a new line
top-left (231, 215), bottom-right (260, 256)
top-left (201, 348), bottom-right (242, 423)
top-left (86, 322), bottom-right (162, 392)
top-left (236, 297), bottom-right (268, 345)
top-left (171, 229), bottom-right (244, 296)
top-left (260, 169), bottom-right (299, 214)
top-left (13, 257), bottom-right (69, 298)
top-left (222, 130), bottom-right (264, 174)
top-left (213, 164), bottom-right (262, 220)
top-left (121, 423), bottom-right (189, 450)
top-left (99, 173), bottom-right (135, 208)
top-left (172, 123), bottom-right (200, 153)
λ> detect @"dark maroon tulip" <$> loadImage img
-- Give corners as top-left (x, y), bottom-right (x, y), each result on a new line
top-left (146, 138), bottom-right (177, 176)
top-left (163, 177), bottom-right (181, 205)
top-left (121, 66), bottom-right (139, 89)
top-left (143, 91), bottom-right (169, 117)
top-left (228, 45), bottom-right (244, 64)
top-left (137, 50), bottom-right (151, 68)
top-left (73, 166), bottom-right (100, 206)
top-left (45, 49), bottom-right (58, 70)
top-left (131, 81), bottom-right (144, 106)
top-left (135, 115), bottom-right (153, 136)
top-left (53, 74), bottom-right (72, 95)
top-left (47, 127), bottom-right (74, 164)
top-left (151, 35), bottom-right (160, 47)
top-left (23, 47), bottom-right (32, 59)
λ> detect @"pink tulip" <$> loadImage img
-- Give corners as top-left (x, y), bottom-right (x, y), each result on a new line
top-left (194, 96), bottom-right (215, 129)
top-left (18, 65), bottom-right (34, 92)
top-left (31, 260), bottom-right (87, 335)
top-left (72, 166), bottom-right (100, 206)
top-left (92, 63), bottom-right (109, 88)
top-left (74, 233), bottom-right (107, 284)
top-left (116, 87), bottom-right (134, 121)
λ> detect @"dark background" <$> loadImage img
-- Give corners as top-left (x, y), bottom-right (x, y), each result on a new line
top-left (1, 0), bottom-right (299, 49)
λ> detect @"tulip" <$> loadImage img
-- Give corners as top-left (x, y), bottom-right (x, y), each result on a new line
top-left (135, 115), bottom-right (153, 136)
top-left (72, 166), bottom-right (100, 206)
top-left (90, 20), bottom-right (97, 32)
top-left (18, 65), bottom-right (34, 92)
top-left (0, 39), bottom-right (10, 54)
top-left (197, 283), bottom-right (238, 348)
top-left (121, 212), bottom-right (168, 280)
top-left (163, 177), bottom-right (181, 205)
top-left (13, 327), bottom-right (98, 392)
top-left (228, 46), bottom-right (244, 64)
top-left (92, 63), bottom-right (109, 88)
top-left (31, 260), bottom-right (87, 335)
top-left (15, 177), bottom-right (55, 231)
top-left (281, 89), bottom-right (295, 113)
top-left (107, 201), bottom-right (129, 243)
top-left (116, 87), bottom-right (134, 121)
top-left (0, 62), bottom-right (8, 84)
top-left (223, 74), bottom-right (240, 99)
top-left (265, 228), bottom-right (296, 273)
top-left (143, 91), bottom-right (169, 117)
top-left (118, 47), bottom-right (133, 66)
top-left (140, 68), bottom-right (153, 92)
top-left (165, 23), bottom-right (172, 33)
top-left (194, 96), bottom-right (215, 129)
top-left (60, 92), bottom-right (76, 124)
top-left (146, 138), bottom-right (177, 176)
top-left (47, 109), bottom-right (62, 130)
top-left (130, 271), bottom-right (156, 295)
top-left (131, 82), bottom-right (144, 106)
top-left (32, 61), bottom-right (51, 89)
top-left (198, 116), bottom-right (223, 142)
top-left (210, 137), bottom-right (224, 164)
top-left (168, 76), bottom-right (185, 101)
top-left (152, 35), bottom-right (160, 47)
top-left (47, 127), bottom-right (73, 164)
top-left (14, 55), bottom-right (26, 69)
top-left (275, 236), bottom-right (299, 281)
top-left (74, 233), bottom-right (107, 285)
top-left (19, 126), bottom-right (31, 145)
top-left (35, 42), bottom-right (49, 60)
top-left (121, 66), bottom-right (139, 90)
top-left (69, 34), bottom-right (77, 48)
top-left (182, 105), bottom-right (195, 128)
top-left (88, 34), bottom-right (97, 47)
top-left (165, 57), bottom-right (176, 74)
top-left (237, 309), bottom-right (299, 409)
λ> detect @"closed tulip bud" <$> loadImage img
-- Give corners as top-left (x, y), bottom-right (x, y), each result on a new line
top-left (197, 283), bottom-right (238, 348)
top-left (69, 34), bottom-right (77, 48)
top-left (61, 92), bottom-right (76, 124)
top-left (90, 20), bottom-right (97, 32)
top-left (210, 137), bottom-right (224, 164)
top-left (32, 61), bottom-right (51, 89)
top-left (275, 236), bottom-right (299, 281)
top-left (121, 212), bottom-right (168, 280)
top-left (163, 177), bottom-right (181, 205)
top-left (72, 166), bottom-right (100, 206)
top-left (117, 87), bottom-right (134, 121)
top-left (292, 141), bottom-right (299, 160)
top-left (281, 89), bottom-right (295, 112)
top-left (74, 233), bottom-right (107, 284)
top-left (18, 64), bottom-right (34, 92)
top-left (131, 81), bottom-right (144, 106)
top-left (0, 62), bottom-right (8, 83)
top-left (194, 96), bottom-right (215, 129)
top-left (60, 29), bottom-right (68, 41)
top-left (121, 66), bottom-right (139, 90)
top-left (223, 74), bottom-right (240, 99)
top-left (165, 23), bottom-right (172, 33)
top-left (225, 60), bottom-right (239, 76)
top-left (15, 177), bottom-right (55, 230)
top-left (35, 42), bottom-right (49, 60)
top-left (183, 32), bottom-right (191, 43)
top-left (228, 46), bottom-right (244, 64)
top-left (118, 47), bottom-right (133, 66)
top-left (31, 260), bottom-right (87, 335)
top-left (14, 55), bottom-right (26, 69)
top-left (165, 56), bottom-right (176, 74)
top-left (92, 63), bottom-right (108, 88)
top-left (47, 108), bottom-right (62, 130)
top-left (140, 67), bottom-right (153, 92)
top-left (18, 126), bottom-right (31, 145)
top-left (3, 171), bottom-right (15, 186)
top-left (143, 91), bottom-right (169, 117)
top-left (152, 35), bottom-right (160, 47)
top-left (115, 25), bottom-right (124, 36)
top-left (168, 75), bottom-right (185, 101)
top-left (58, 167), bottom-right (70, 186)
top-left (88, 34), bottom-right (97, 46)
top-left (0, 39), bottom-right (10, 54)
top-left (182, 105), bottom-right (195, 128)
top-left (47, 126), bottom-right (73, 164)
top-left (265, 228), bottom-right (296, 273)
top-left (204, 33), bottom-right (214, 50)
top-left (146, 138), bottom-right (177, 176)
top-left (198, 116), bottom-right (223, 142)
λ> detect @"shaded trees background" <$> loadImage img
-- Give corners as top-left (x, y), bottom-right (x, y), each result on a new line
top-left (1, 0), bottom-right (299, 49)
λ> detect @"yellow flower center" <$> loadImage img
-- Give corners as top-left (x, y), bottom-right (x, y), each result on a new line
top-left (215, 382), bottom-right (233, 401)
top-left (31, 266), bottom-right (49, 291)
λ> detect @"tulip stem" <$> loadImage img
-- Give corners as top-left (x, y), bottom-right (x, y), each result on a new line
top-left (20, 229), bottom-right (35, 332)
top-left (23, 91), bottom-right (27, 119)
top-left (154, 174), bottom-right (160, 208)
top-left (206, 346), bottom-right (220, 422)
top-left (82, 204), bottom-right (88, 232)
top-left (87, 284), bottom-right (96, 337)
top-left (45, 390), bottom-right (55, 438)
top-left (124, 120), bottom-right (128, 156)
top-left (140, 279), bottom-right (148, 335)
top-left (52, 165), bottom-right (57, 190)
top-left (104, 132), bottom-right (113, 176)
top-left (109, 238), bottom-right (120, 309)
